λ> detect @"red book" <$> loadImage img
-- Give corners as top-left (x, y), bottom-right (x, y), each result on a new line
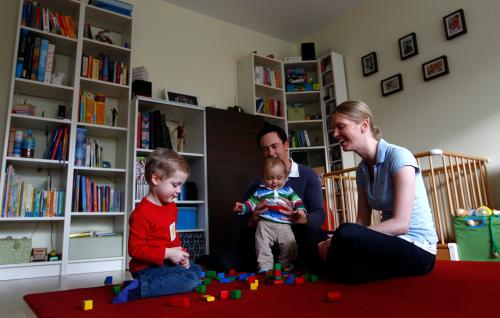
top-left (50, 128), bottom-right (64, 160)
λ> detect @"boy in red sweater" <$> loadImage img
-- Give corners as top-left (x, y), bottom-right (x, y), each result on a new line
top-left (113, 148), bottom-right (202, 304)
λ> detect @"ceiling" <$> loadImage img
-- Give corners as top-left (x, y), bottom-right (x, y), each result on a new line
top-left (163, 0), bottom-right (362, 42)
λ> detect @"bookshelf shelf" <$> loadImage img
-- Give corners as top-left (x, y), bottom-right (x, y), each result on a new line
top-left (6, 157), bottom-right (68, 169)
top-left (288, 119), bottom-right (323, 126)
top-left (130, 96), bottom-right (209, 258)
top-left (255, 83), bottom-right (283, 94)
top-left (285, 91), bottom-right (321, 102)
top-left (20, 26), bottom-right (78, 55)
top-left (11, 114), bottom-right (71, 130)
top-left (0, 0), bottom-right (132, 280)
top-left (15, 78), bottom-right (74, 100)
top-left (68, 256), bottom-right (124, 264)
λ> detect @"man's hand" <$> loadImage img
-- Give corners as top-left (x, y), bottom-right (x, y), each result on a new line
top-left (165, 247), bottom-right (189, 265)
top-left (318, 234), bottom-right (333, 261)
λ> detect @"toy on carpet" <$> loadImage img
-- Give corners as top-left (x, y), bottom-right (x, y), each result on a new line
top-left (325, 291), bottom-right (342, 302)
top-left (201, 295), bottom-right (215, 302)
top-left (104, 276), bottom-right (113, 285)
top-left (82, 299), bottom-right (93, 310)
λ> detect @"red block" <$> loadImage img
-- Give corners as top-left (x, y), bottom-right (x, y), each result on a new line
top-left (274, 270), bottom-right (282, 277)
top-left (219, 290), bottom-right (229, 299)
top-left (294, 277), bottom-right (305, 285)
top-left (326, 291), bottom-right (342, 302)
top-left (169, 296), bottom-right (190, 307)
top-left (247, 276), bottom-right (257, 283)
top-left (228, 269), bottom-right (237, 276)
top-left (273, 279), bottom-right (284, 286)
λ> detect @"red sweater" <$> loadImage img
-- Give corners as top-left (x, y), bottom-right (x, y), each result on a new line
top-left (128, 198), bottom-right (182, 273)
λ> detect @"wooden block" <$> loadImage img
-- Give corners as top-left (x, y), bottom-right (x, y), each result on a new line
top-left (170, 296), bottom-right (190, 307)
top-left (82, 299), bottom-right (93, 310)
top-left (230, 290), bottom-right (242, 299)
top-left (206, 270), bottom-right (217, 278)
top-left (104, 276), bottom-right (112, 285)
top-left (294, 277), bottom-right (305, 285)
top-left (111, 285), bottom-right (121, 294)
top-left (285, 275), bottom-right (295, 285)
top-left (274, 263), bottom-right (282, 270)
top-left (195, 285), bottom-right (206, 293)
top-left (201, 295), bottom-right (215, 302)
top-left (203, 277), bottom-right (212, 285)
top-left (273, 279), bottom-right (284, 286)
top-left (219, 290), bottom-right (229, 299)
top-left (250, 282), bottom-right (258, 290)
top-left (326, 291), bottom-right (342, 302)
top-left (247, 276), bottom-right (257, 283)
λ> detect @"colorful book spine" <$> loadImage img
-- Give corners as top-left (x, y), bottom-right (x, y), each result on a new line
top-left (75, 127), bottom-right (87, 166)
top-left (43, 43), bottom-right (55, 83)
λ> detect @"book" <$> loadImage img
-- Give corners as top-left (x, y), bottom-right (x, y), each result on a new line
top-left (43, 43), bottom-right (55, 83)
top-left (30, 37), bottom-right (41, 81)
top-left (37, 38), bottom-right (49, 82)
top-left (141, 111), bottom-right (150, 149)
top-left (94, 94), bottom-right (105, 125)
top-left (75, 128), bottom-right (87, 166)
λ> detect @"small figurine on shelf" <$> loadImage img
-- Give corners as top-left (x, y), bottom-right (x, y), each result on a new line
top-left (51, 72), bottom-right (65, 85)
top-left (174, 121), bottom-right (187, 152)
top-left (111, 108), bottom-right (118, 126)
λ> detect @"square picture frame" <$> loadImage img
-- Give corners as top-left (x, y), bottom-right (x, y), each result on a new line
top-left (165, 90), bottom-right (199, 106)
top-left (399, 32), bottom-right (418, 60)
top-left (381, 73), bottom-right (403, 97)
top-left (443, 9), bottom-right (467, 40)
top-left (422, 55), bottom-right (449, 81)
top-left (361, 52), bottom-right (378, 77)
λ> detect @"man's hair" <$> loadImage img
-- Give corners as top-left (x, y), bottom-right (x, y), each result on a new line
top-left (263, 157), bottom-right (286, 175)
top-left (145, 148), bottom-right (190, 185)
top-left (256, 124), bottom-right (288, 148)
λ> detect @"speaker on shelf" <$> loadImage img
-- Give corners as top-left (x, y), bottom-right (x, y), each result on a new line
top-left (132, 80), bottom-right (152, 97)
top-left (301, 42), bottom-right (316, 61)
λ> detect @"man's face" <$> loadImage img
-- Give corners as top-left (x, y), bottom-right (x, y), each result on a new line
top-left (259, 132), bottom-right (289, 163)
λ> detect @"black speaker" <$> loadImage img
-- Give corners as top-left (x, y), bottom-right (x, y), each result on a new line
top-left (301, 42), bottom-right (316, 61)
top-left (132, 80), bottom-right (152, 97)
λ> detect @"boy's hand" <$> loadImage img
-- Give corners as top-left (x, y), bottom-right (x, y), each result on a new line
top-left (165, 247), bottom-right (189, 264)
top-left (179, 256), bottom-right (190, 269)
top-left (233, 202), bottom-right (243, 212)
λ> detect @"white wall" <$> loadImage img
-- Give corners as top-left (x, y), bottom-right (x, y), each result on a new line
top-left (302, 0), bottom-right (500, 205)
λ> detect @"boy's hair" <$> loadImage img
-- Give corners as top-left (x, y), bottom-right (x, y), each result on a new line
top-left (145, 148), bottom-right (190, 185)
top-left (263, 157), bottom-right (286, 175)
top-left (256, 124), bottom-right (288, 148)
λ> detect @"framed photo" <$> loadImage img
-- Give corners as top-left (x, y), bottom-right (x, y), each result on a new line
top-left (381, 73), bottom-right (403, 97)
top-left (422, 55), bottom-right (449, 81)
top-left (361, 52), bottom-right (378, 77)
top-left (165, 90), bottom-right (199, 106)
top-left (399, 32), bottom-right (418, 60)
top-left (443, 9), bottom-right (467, 40)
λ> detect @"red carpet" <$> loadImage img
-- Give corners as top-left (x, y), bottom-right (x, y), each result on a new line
top-left (24, 261), bottom-right (500, 317)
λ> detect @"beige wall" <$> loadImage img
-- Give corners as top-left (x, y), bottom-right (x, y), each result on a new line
top-left (127, 0), bottom-right (295, 106)
top-left (303, 0), bottom-right (500, 204)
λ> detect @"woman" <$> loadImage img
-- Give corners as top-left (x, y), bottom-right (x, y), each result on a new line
top-left (318, 101), bottom-right (437, 283)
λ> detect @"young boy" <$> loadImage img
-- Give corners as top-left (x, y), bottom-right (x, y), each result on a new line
top-left (233, 157), bottom-right (307, 273)
top-left (113, 148), bottom-right (202, 304)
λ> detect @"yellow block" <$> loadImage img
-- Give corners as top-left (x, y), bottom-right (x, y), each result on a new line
top-left (250, 282), bottom-right (258, 290)
top-left (82, 299), bottom-right (93, 310)
top-left (201, 295), bottom-right (215, 302)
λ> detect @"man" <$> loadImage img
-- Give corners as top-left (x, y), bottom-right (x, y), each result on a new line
top-left (235, 124), bottom-right (325, 271)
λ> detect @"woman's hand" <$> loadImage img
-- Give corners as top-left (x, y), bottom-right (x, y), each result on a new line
top-left (318, 234), bottom-right (333, 261)
top-left (279, 199), bottom-right (307, 224)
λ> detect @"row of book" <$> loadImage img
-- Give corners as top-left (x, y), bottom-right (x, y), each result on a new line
top-left (16, 30), bottom-right (56, 83)
top-left (44, 127), bottom-right (69, 161)
top-left (254, 65), bottom-right (281, 88)
top-left (72, 174), bottom-right (121, 212)
top-left (137, 111), bottom-right (174, 150)
top-left (81, 54), bottom-right (128, 86)
top-left (78, 91), bottom-right (106, 125)
top-left (135, 157), bottom-right (148, 200)
top-left (89, 0), bottom-right (133, 17)
top-left (1, 165), bottom-right (65, 218)
top-left (21, 0), bottom-right (77, 38)
top-left (75, 128), bottom-right (104, 168)
top-left (256, 96), bottom-right (283, 117)
top-left (289, 129), bottom-right (312, 148)
top-left (320, 58), bottom-right (332, 73)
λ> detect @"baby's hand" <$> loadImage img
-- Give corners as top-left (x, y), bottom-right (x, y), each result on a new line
top-left (233, 202), bottom-right (243, 212)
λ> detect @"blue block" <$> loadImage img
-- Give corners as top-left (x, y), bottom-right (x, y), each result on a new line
top-left (177, 207), bottom-right (197, 230)
top-left (104, 276), bottom-right (113, 285)
top-left (200, 271), bottom-right (206, 278)
top-left (238, 273), bottom-right (248, 281)
top-left (217, 272), bottom-right (225, 279)
top-left (285, 275), bottom-right (295, 285)
top-left (219, 278), bottom-right (232, 283)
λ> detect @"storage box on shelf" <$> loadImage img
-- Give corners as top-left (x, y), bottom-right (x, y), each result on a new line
top-left (129, 97), bottom-right (209, 258)
top-left (0, 0), bottom-right (132, 280)
top-left (237, 53), bottom-right (286, 128)
top-left (284, 59), bottom-right (327, 172)
top-left (319, 52), bottom-right (354, 172)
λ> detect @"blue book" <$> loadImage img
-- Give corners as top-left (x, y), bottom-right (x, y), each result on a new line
top-left (75, 128), bottom-right (87, 166)
top-left (37, 39), bottom-right (49, 82)
top-left (81, 175), bottom-right (87, 212)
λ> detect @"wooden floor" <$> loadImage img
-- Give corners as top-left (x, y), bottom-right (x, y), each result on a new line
top-left (0, 271), bottom-right (132, 318)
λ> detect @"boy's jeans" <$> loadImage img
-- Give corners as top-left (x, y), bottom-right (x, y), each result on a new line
top-left (132, 260), bottom-right (202, 298)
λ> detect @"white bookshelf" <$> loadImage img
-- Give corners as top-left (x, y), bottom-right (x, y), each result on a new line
top-left (0, 0), bottom-right (132, 280)
top-left (319, 52), bottom-right (355, 172)
top-left (129, 96), bottom-right (209, 257)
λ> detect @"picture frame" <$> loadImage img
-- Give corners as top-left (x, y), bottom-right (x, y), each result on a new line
top-left (422, 55), bottom-right (449, 81)
top-left (381, 73), bottom-right (403, 97)
top-left (361, 52), bottom-right (378, 77)
top-left (443, 9), bottom-right (467, 40)
top-left (165, 90), bottom-right (199, 106)
top-left (399, 32), bottom-right (418, 60)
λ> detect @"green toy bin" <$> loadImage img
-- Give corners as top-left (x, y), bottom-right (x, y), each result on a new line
top-left (453, 215), bottom-right (500, 261)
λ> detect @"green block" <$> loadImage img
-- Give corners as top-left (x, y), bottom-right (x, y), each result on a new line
top-left (206, 270), bottom-right (217, 278)
top-left (195, 285), bottom-right (206, 293)
top-left (204, 277), bottom-right (212, 285)
top-left (273, 263), bottom-right (281, 270)
top-left (230, 290), bottom-right (242, 299)
top-left (309, 274), bottom-right (318, 282)
top-left (112, 285), bottom-right (121, 294)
